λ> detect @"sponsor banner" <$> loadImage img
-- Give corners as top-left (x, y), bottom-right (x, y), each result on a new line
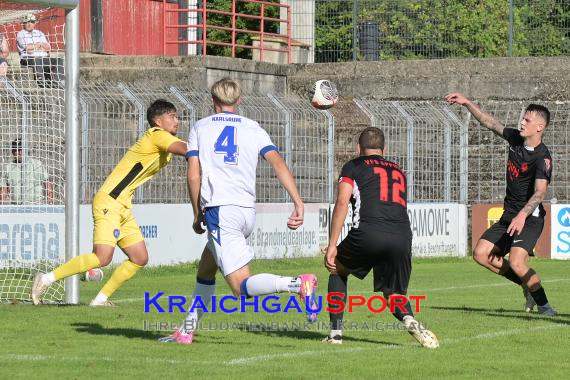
top-left (551, 205), bottom-right (570, 260)
top-left (332, 203), bottom-right (467, 257)
top-left (79, 204), bottom-right (207, 265)
top-left (0, 206), bottom-right (64, 261)
top-left (407, 203), bottom-right (467, 257)
top-left (246, 203), bottom-right (325, 259)
top-left (472, 204), bottom-right (551, 258)
top-left (77, 203), bottom-right (327, 265)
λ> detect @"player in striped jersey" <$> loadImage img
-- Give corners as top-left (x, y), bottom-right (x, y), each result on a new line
top-left (31, 99), bottom-right (188, 306)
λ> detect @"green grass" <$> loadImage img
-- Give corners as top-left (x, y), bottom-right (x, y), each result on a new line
top-left (1, 257), bottom-right (569, 379)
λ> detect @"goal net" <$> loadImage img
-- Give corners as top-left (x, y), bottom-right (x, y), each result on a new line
top-left (0, 1), bottom-right (76, 304)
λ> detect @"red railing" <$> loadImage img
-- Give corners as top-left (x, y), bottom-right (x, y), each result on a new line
top-left (163, 0), bottom-right (291, 63)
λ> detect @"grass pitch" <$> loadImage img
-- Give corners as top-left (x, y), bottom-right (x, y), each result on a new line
top-left (1, 257), bottom-right (569, 379)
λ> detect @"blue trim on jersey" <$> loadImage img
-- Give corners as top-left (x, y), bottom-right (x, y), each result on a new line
top-left (205, 206), bottom-right (221, 246)
top-left (259, 145), bottom-right (278, 157)
top-left (186, 150), bottom-right (199, 159)
top-left (197, 277), bottom-right (216, 285)
top-left (221, 111), bottom-right (235, 114)
top-left (240, 278), bottom-right (251, 298)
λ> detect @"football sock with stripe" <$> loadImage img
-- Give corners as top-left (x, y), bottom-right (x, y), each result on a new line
top-left (500, 267), bottom-right (523, 285)
top-left (181, 277), bottom-right (216, 333)
top-left (99, 260), bottom-right (143, 298)
top-left (328, 274), bottom-right (348, 331)
top-left (48, 253), bottom-right (101, 285)
top-left (240, 273), bottom-right (299, 296)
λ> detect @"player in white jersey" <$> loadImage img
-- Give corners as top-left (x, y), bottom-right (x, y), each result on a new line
top-left (159, 78), bottom-right (319, 344)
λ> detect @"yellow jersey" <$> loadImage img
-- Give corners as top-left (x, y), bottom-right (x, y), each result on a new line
top-left (98, 127), bottom-right (183, 208)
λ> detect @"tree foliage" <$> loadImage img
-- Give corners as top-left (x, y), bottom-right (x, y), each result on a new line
top-left (203, 0), bottom-right (281, 59)
top-left (315, 0), bottom-right (570, 62)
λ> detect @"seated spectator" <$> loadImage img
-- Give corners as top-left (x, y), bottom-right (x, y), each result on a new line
top-left (0, 138), bottom-right (54, 205)
top-left (16, 14), bottom-right (63, 87)
top-left (0, 32), bottom-right (8, 76)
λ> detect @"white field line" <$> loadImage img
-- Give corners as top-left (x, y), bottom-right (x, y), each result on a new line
top-left (226, 323), bottom-right (568, 366)
top-left (2, 324), bottom-right (567, 366)
top-left (112, 277), bottom-right (570, 304)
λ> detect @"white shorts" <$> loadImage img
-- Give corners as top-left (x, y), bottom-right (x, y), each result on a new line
top-left (204, 205), bottom-right (255, 276)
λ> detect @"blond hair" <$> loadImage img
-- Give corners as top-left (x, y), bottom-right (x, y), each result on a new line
top-left (211, 78), bottom-right (241, 106)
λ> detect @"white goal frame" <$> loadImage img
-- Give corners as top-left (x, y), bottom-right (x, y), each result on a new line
top-left (8, 0), bottom-right (80, 304)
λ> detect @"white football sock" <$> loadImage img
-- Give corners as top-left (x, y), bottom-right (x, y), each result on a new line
top-left (181, 280), bottom-right (216, 333)
top-left (93, 292), bottom-right (108, 304)
top-left (42, 272), bottom-right (56, 287)
top-left (244, 274), bottom-right (300, 296)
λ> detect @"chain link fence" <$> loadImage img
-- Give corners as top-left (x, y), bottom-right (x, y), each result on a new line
top-left (2, 80), bottom-right (570, 206)
top-left (290, 0), bottom-right (570, 63)
top-left (73, 82), bottom-right (331, 204)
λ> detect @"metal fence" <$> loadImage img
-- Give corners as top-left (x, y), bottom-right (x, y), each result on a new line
top-left (77, 82), bottom-right (332, 204)
top-left (290, 0), bottom-right (570, 63)
top-left (2, 79), bottom-right (570, 206)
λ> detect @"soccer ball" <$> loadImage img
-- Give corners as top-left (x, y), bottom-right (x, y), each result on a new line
top-left (85, 268), bottom-right (104, 282)
top-left (309, 80), bottom-right (338, 110)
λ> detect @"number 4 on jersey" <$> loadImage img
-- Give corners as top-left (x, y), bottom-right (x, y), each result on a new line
top-left (215, 126), bottom-right (238, 164)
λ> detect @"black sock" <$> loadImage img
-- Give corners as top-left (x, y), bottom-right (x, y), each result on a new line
top-left (328, 274), bottom-right (347, 331)
top-left (391, 299), bottom-right (414, 321)
top-left (500, 267), bottom-right (523, 285)
top-left (530, 286), bottom-right (549, 307)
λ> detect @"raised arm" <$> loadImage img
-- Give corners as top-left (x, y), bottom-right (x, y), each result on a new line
top-left (264, 150), bottom-right (304, 230)
top-left (445, 92), bottom-right (506, 139)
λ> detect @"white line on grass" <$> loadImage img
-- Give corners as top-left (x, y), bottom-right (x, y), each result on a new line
top-left (2, 324), bottom-right (567, 366)
top-left (226, 346), bottom-right (368, 365)
top-left (112, 278), bottom-right (570, 304)
top-left (226, 323), bottom-right (569, 366)
top-left (0, 353), bottom-right (217, 365)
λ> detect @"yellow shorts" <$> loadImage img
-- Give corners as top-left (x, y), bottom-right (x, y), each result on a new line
top-left (92, 192), bottom-right (144, 248)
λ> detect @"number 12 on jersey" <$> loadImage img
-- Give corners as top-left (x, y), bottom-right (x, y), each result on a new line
top-left (373, 167), bottom-right (407, 207)
top-left (215, 126), bottom-right (238, 164)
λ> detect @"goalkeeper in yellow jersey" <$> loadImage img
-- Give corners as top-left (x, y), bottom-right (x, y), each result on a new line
top-left (31, 99), bottom-right (188, 306)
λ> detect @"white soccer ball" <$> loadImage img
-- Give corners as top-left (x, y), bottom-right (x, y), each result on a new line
top-left (85, 268), bottom-right (104, 282)
top-left (309, 79), bottom-right (338, 110)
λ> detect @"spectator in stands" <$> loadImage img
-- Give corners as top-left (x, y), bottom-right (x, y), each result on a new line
top-left (0, 138), bottom-right (53, 204)
top-left (16, 14), bottom-right (62, 87)
top-left (0, 32), bottom-right (8, 76)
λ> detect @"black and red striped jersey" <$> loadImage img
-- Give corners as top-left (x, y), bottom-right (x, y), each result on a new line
top-left (339, 155), bottom-right (411, 234)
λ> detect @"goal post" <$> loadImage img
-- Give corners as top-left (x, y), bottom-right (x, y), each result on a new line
top-left (0, 0), bottom-right (79, 304)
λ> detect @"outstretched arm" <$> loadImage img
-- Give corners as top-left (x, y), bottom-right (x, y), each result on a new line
top-left (445, 92), bottom-right (506, 139)
top-left (167, 141), bottom-right (189, 156)
top-left (264, 150), bottom-right (304, 230)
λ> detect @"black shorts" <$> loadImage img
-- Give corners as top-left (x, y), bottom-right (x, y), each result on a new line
top-left (480, 216), bottom-right (544, 256)
top-left (337, 226), bottom-right (412, 294)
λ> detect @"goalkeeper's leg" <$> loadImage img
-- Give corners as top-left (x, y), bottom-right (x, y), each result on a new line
top-left (31, 244), bottom-right (114, 305)
top-left (90, 240), bottom-right (148, 306)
